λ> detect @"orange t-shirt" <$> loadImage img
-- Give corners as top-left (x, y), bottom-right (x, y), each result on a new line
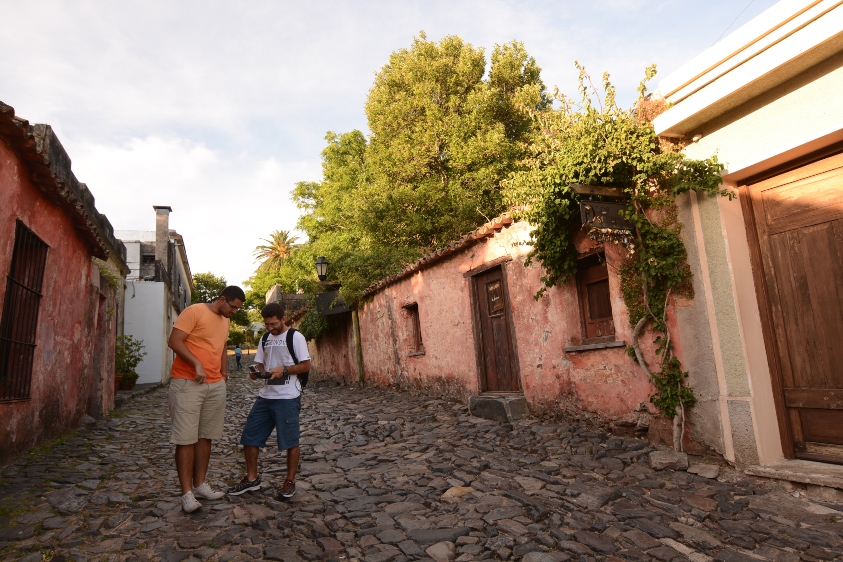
top-left (170, 303), bottom-right (230, 383)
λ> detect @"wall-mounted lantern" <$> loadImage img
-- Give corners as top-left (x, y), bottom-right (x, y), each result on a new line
top-left (315, 256), bottom-right (329, 282)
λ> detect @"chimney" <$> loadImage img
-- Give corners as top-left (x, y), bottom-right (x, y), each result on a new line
top-left (153, 206), bottom-right (172, 269)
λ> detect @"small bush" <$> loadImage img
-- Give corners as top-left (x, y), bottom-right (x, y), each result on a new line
top-left (115, 335), bottom-right (146, 375)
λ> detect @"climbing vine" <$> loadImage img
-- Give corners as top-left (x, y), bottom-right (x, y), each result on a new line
top-left (504, 64), bottom-right (731, 440)
top-left (94, 258), bottom-right (121, 291)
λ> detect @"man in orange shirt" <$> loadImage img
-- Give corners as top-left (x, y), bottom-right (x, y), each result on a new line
top-left (167, 285), bottom-right (245, 513)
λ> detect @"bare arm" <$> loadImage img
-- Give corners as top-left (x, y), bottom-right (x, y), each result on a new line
top-left (268, 359), bottom-right (312, 379)
top-left (168, 328), bottom-right (208, 383)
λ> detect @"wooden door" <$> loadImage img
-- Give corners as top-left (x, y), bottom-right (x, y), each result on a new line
top-left (746, 152), bottom-right (843, 463)
top-left (473, 266), bottom-right (519, 392)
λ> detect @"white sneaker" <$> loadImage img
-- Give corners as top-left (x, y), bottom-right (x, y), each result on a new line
top-left (181, 491), bottom-right (202, 513)
top-left (193, 482), bottom-right (225, 500)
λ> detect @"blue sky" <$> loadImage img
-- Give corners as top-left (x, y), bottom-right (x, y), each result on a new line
top-left (0, 0), bottom-right (778, 288)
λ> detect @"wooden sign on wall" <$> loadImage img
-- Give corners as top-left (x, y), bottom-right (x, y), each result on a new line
top-left (580, 200), bottom-right (634, 231)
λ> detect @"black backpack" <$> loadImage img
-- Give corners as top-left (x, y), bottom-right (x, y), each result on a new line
top-left (260, 328), bottom-right (309, 388)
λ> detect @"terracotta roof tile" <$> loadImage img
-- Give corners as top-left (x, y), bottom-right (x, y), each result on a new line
top-left (361, 213), bottom-right (517, 298)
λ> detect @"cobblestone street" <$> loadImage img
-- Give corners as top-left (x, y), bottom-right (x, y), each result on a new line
top-left (1, 357), bottom-right (842, 562)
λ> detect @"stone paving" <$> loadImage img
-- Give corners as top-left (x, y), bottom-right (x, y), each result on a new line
top-left (1, 356), bottom-right (843, 562)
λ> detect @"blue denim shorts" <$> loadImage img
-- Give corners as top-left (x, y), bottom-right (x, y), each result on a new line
top-left (240, 396), bottom-right (301, 450)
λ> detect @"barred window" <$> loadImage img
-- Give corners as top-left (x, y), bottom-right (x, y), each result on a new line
top-left (0, 221), bottom-right (49, 401)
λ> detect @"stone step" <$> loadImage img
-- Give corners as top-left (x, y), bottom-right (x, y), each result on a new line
top-left (468, 393), bottom-right (529, 422)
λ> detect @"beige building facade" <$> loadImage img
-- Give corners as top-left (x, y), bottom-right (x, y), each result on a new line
top-left (654, 0), bottom-right (843, 479)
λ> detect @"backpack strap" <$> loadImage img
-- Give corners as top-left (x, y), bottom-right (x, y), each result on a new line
top-left (285, 328), bottom-right (309, 389)
top-left (286, 328), bottom-right (299, 365)
top-left (260, 331), bottom-right (270, 353)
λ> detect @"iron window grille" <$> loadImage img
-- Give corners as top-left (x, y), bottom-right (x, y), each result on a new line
top-left (0, 221), bottom-right (49, 401)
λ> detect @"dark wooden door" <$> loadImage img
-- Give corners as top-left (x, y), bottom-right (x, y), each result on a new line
top-left (474, 267), bottom-right (519, 392)
top-left (747, 152), bottom-right (843, 463)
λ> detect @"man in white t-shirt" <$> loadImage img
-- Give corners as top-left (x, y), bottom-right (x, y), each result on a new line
top-left (227, 302), bottom-right (310, 500)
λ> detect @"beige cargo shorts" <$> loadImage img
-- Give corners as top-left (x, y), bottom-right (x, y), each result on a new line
top-left (168, 378), bottom-right (226, 445)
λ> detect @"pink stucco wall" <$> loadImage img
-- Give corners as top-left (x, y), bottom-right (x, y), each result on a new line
top-left (316, 221), bottom-right (666, 424)
top-left (313, 314), bottom-right (357, 386)
top-left (0, 138), bottom-right (117, 465)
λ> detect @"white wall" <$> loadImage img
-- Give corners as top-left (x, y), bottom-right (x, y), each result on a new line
top-left (122, 240), bottom-right (142, 280)
top-left (115, 230), bottom-right (155, 243)
top-left (124, 281), bottom-right (170, 384)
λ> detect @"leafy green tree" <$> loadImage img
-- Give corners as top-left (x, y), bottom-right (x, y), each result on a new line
top-left (284, 35), bottom-right (548, 305)
top-left (253, 230), bottom-right (300, 271)
top-left (191, 271), bottom-right (250, 326)
top-left (290, 130), bottom-right (419, 302)
top-left (191, 272), bottom-right (227, 304)
top-left (227, 326), bottom-right (246, 346)
top-left (361, 34), bottom-right (548, 250)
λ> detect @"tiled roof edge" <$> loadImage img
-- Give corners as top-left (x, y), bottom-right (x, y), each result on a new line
top-left (360, 212), bottom-right (518, 299)
top-left (0, 101), bottom-right (127, 266)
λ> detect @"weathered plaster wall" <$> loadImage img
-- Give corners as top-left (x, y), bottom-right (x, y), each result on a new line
top-left (0, 138), bottom-right (106, 464)
top-left (319, 221), bottom-right (659, 425)
top-left (358, 264), bottom-right (479, 402)
top-left (674, 193), bottom-right (727, 458)
top-left (88, 269), bottom-right (120, 419)
top-left (312, 315), bottom-right (356, 385)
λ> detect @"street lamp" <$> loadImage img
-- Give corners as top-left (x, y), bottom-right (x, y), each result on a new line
top-left (315, 256), bottom-right (329, 282)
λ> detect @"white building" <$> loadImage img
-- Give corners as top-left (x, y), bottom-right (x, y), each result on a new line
top-left (116, 206), bottom-right (192, 385)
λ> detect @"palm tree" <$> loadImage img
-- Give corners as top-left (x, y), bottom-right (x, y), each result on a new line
top-left (253, 230), bottom-right (300, 271)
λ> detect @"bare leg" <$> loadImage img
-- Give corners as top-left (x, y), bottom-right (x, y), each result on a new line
top-left (175, 444), bottom-right (195, 495)
top-left (244, 445), bottom-right (260, 480)
top-left (286, 446), bottom-right (300, 482)
top-left (192, 438), bottom-right (212, 488)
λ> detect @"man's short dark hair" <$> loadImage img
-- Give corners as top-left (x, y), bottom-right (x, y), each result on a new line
top-left (219, 286), bottom-right (246, 302)
top-left (261, 302), bottom-right (285, 320)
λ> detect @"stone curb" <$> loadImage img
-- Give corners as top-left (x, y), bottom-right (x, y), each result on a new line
top-left (114, 382), bottom-right (162, 409)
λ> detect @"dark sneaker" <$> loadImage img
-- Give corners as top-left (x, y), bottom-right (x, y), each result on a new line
top-left (277, 479), bottom-right (296, 500)
top-left (227, 475), bottom-right (261, 496)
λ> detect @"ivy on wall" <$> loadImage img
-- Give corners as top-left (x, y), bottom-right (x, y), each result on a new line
top-left (504, 65), bottom-right (731, 442)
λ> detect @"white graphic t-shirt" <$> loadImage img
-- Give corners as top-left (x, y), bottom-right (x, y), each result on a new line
top-left (254, 329), bottom-right (310, 399)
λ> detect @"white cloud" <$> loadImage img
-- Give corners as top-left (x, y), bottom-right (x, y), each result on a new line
top-left (0, 0), bottom-right (780, 290)
top-left (70, 136), bottom-right (320, 287)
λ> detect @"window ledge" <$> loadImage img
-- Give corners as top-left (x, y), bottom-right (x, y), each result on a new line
top-left (564, 340), bottom-right (626, 353)
top-left (408, 350), bottom-right (426, 357)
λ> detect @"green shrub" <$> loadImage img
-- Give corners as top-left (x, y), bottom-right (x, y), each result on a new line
top-left (115, 335), bottom-right (146, 375)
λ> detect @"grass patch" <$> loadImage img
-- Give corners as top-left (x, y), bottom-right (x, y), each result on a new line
top-left (23, 430), bottom-right (79, 466)
top-left (0, 500), bottom-right (28, 528)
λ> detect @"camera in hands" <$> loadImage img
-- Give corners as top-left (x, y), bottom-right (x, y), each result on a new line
top-left (248, 365), bottom-right (273, 380)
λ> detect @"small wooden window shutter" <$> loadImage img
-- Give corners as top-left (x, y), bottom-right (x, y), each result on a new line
top-left (577, 255), bottom-right (615, 341)
top-left (404, 303), bottom-right (423, 353)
